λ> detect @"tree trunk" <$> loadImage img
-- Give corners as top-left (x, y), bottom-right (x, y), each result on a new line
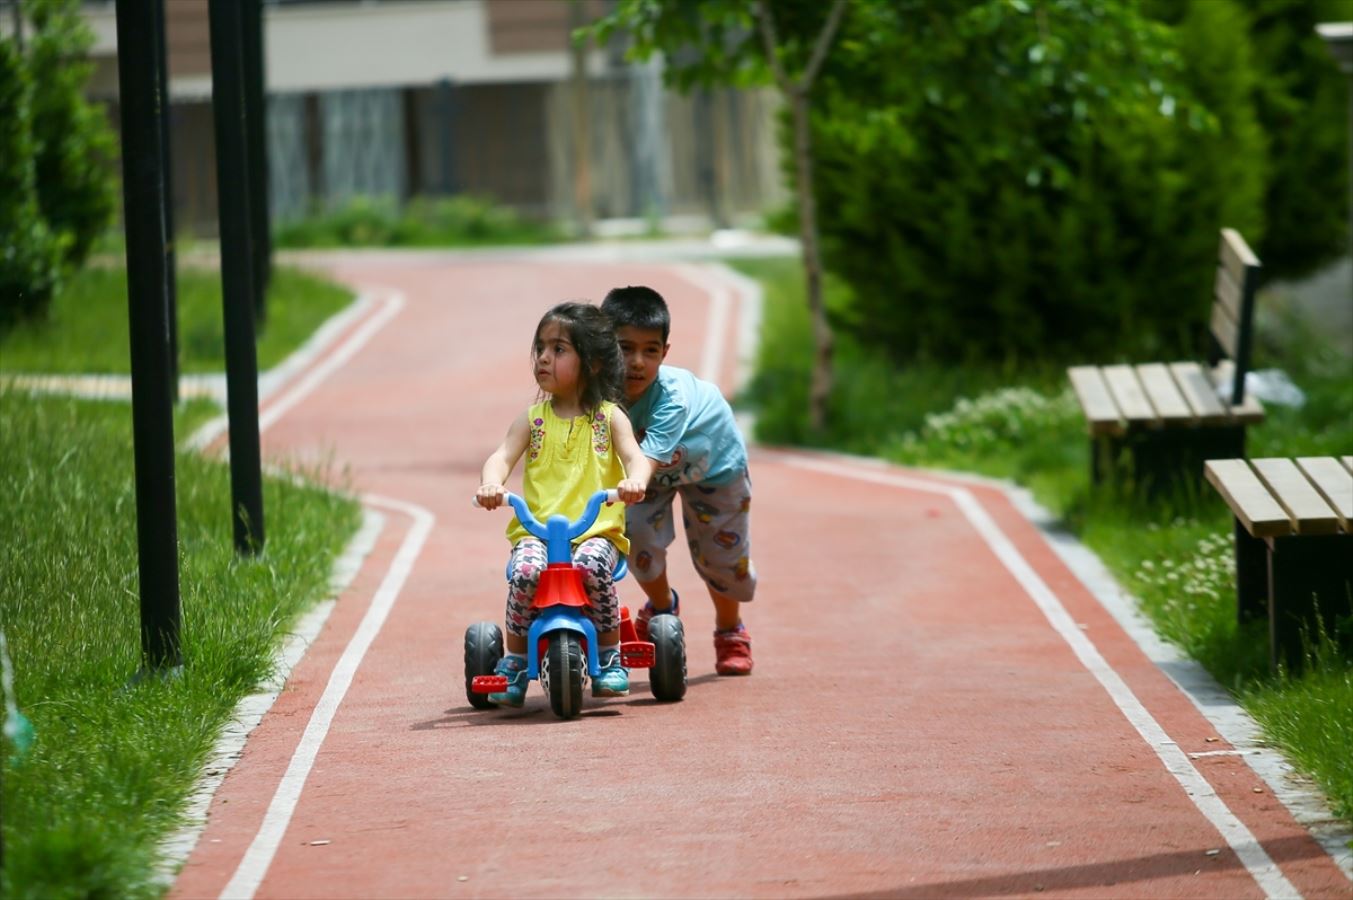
top-left (569, 1), bottom-right (593, 238)
top-left (790, 90), bottom-right (833, 433)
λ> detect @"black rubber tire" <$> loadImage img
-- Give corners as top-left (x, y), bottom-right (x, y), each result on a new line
top-left (464, 621), bottom-right (504, 710)
top-left (542, 631), bottom-right (584, 719)
top-left (647, 614), bottom-right (687, 702)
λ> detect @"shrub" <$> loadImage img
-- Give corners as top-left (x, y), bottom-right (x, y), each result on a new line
top-left (274, 194), bottom-right (558, 248)
top-left (808, 0), bottom-right (1266, 365)
top-left (895, 387), bottom-right (1080, 458)
top-left (1148, 0), bottom-right (1352, 280)
top-left (26, 0), bottom-right (118, 268)
top-left (0, 36), bottom-right (63, 326)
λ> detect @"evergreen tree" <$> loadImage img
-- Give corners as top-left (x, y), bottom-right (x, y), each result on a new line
top-left (811, 0), bottom-right (1256, 363)
top-left (28, 0), bottom-right (117, 268)
top-left (0, 35), bottom-right (63, 324)
top-left (1148, 0), bottom-right (1351, 278)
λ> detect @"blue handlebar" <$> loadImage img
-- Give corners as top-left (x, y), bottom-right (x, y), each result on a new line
top-left (500, 490), bottom-right (617, 565)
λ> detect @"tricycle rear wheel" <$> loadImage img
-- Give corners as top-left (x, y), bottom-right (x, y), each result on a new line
top-left (542, 631), bottom-right (584, 719)
top-left (647, 614), bottom-right (687, 702)
top-left (464, 621), bottom-right (503, 710)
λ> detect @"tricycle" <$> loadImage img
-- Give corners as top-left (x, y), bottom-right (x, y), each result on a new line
top-left (465, 489), bottom-right (687, 718)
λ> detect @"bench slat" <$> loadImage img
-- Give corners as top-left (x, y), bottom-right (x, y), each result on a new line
top-left (1067, 366), bottom-right (1124, 436)
top-left (1210, 302), bottom-right (1240, 359)
top-left (1343, 456), bottom-right (1353, 475)
top-left (1213, 265), bottom-right (1243, 323)
top-left (1134, 363), bottom-right (1194, 423)
top-left (1101, 364), bottom-right (1158, 425)
top-left (1295, 457), bottom-right (1353, 532)
top-left (1251, 458), bottom-right (1341, 535)
top-left (1168, 362), bottom-right (1229, 423)
top-left (1219, 227), bottom-right (1259, 288)
top-left (1205, 459), bottom-right (1292, 538)
top-left (1228, 395), bottom-right (1266, 424)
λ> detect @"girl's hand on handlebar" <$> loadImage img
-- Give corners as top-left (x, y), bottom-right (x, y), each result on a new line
top-left (616, 478), bottom-right (646, 505)
top-left (476, 483), bottom-right (507, 510)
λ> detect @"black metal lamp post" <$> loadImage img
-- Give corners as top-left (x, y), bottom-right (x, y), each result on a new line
top-left (114, 0), bottom-right (183, 672)
top-left (208, 0), bottom-right (266, 556)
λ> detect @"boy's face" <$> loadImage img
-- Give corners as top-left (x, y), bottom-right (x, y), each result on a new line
top-left (616, 325), bottom-right (668, 402)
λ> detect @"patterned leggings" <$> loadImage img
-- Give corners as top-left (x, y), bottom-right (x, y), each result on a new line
top-left (505, 536), bottom-right (621, 638)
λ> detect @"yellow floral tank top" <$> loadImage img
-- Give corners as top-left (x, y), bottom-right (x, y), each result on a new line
top-left (507, 400), bottom-right (629, 555)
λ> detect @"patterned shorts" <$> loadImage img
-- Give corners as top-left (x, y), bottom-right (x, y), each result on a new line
top-left (625, 471), bottom-right (756, 603)
top-left (504, 536), bottom-right (621, 638)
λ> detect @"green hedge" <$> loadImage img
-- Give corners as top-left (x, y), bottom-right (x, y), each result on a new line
top-left (274, 194), bottom-right (561, 249)
top-left (806, 0), bottom-right (1267, 365)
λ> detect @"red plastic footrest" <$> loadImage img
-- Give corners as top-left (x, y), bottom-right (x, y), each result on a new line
top-left (620, 641), bottom-right (655, 668)
top-left (472, 675), bottom-right (509, 693)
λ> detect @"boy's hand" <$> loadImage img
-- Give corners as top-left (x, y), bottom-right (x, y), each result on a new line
top-left (476, 483), bottom-right (507, 510)
top-left (616, 478), bottom-right (646, 505)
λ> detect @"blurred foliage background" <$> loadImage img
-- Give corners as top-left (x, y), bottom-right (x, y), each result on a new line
top-left (802, 0), bottom-right (1350, 366)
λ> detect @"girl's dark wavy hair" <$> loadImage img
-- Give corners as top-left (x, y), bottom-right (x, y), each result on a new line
top-left (532, 301), bottom-right (623, 418)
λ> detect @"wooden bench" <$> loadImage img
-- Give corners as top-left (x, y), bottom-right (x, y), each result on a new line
top-left (1069, 229), bottom-right (1266, 492)
top-left (1204, 456), bottom-right (1353, 671)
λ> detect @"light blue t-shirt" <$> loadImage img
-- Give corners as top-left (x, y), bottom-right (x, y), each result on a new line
top-left (627, 365), bottom-right (747, 488)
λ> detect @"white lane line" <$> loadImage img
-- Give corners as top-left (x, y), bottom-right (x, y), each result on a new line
top-left (674, 263), bottom-right (732, 384)
top-left (773, 452), bottom-right (1302, 900)
top-left (191, 280), bottom-right (421, 897)
top-left (711, 262), bottom-right (765, 395)
top-left (220, 494), bottom-right (434, 900)
top-left (257, 288), bottom-right (405, 436)
top-left (157, 509), bottom-right (386, 888)
top-left (184, 287), bottom-right (405, 451)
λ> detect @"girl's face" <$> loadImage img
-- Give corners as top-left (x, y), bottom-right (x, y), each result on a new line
top-left (533, 320), bottom-right (582, 398)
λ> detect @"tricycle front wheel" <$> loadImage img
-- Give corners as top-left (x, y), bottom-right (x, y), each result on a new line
top-left (464, 621), bottom-right (503, 710)
top-left (542, 631), bottom-right (584, 719)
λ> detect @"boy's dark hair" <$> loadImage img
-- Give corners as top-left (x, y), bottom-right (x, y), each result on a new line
top-left (600, 285), bottom-right (670, 343)
top-left (532, 301), bottom-right (624, 417)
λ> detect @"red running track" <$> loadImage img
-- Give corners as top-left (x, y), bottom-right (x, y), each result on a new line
top-left (170, 252), bottom-right (1350, 900)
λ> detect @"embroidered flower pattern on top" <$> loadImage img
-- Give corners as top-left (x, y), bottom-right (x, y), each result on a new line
top-left (591, 409), bottom-right (610, 456)
top-left (528, 417), bottom-right (545, 460)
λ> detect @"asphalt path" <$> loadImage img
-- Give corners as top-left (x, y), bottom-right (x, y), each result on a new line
top-left (169, 252), bottom-right (1350, 899)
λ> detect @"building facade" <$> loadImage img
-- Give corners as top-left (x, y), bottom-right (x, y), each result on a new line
top-left (74, 0), bottom-right (786, 235)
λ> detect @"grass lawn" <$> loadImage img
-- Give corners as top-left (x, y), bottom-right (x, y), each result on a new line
top-left (0, 389), bottom-right (362, 898)
top-left (1, 260), bottom-right (364, 896)
top-left (734, 256), bottom-right (1353, 825)
top-left (0, 265), bottom-right (353, 375)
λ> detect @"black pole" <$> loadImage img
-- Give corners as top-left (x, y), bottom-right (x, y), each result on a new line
top-left (208, 0), bottom-right (266, 556)
top-left (241, 0), bottom-right (270, 325)
top-left (149, 0), bottom-right (179, 402)
top-left (114, 0), bottom-right (182, 671)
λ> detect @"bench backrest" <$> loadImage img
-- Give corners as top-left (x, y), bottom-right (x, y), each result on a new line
top-left (1209, 228), bottom-right (1261, 407)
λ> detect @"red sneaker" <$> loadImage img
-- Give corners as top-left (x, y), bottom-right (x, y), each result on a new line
top-left (713, 625), bottom-right (753, 675)
top-left (635, 589), bottom-right (679, 642)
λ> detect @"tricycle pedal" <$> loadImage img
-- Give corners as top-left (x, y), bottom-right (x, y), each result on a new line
top-left (472, 675), bottom-right (509, 693)
top-left (620, 641), bottom-right (655, 668)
